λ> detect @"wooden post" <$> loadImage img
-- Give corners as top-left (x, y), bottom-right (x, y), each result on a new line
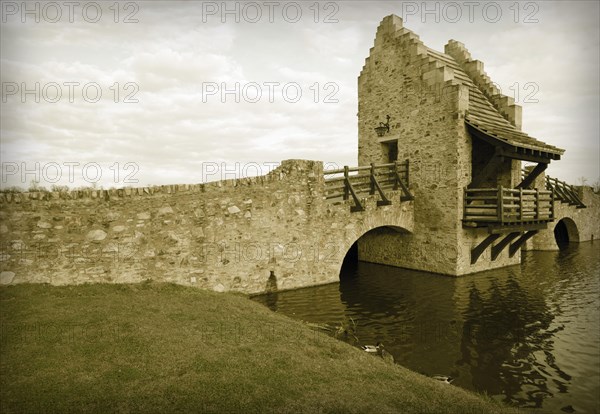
top-left (405, 159), bottom-right (410, 187)
top-left (519, 187), bottom-right (523, 222)
top-left (535, 188), bottom-right (540, 220)
top-left (370, 163), bottom-right (376, 195)
top-left (393, 161), bottom-right (399, 190)
top-left (497, 186), bottom-right (504, 224)
top-left (463, 187), bottom-right (467, 221)
top-left (343, 166), bottom-right (349, 201)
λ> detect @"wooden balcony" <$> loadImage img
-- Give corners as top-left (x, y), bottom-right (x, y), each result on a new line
top-left (464, 186), bottom-right (555, 264)
top-left (463, 186), bottom-right (554, 233)
top-left (324, 161), bottom-right (413, 212)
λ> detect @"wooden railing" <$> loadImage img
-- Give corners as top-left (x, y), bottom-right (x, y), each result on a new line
top-left (464, 186), bottom-right (554, 225)
top-left (545, 176), bottom-right (586, 208)
top-left (520, 168), bottom-right (586, 208)
top-left (324, 160), bottom-right (413, 212)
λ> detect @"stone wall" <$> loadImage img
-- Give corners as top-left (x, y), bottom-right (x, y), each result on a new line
top-left (0, 160), bottom-right (414, 293)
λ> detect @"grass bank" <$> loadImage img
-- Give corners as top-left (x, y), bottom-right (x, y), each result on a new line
top-left (0, 282), bottom-right (520, 413)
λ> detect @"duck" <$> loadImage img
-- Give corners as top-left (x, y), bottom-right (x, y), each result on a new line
top-left (432, 375), bottom-right (454, 384)
top-left (361, 342), bottom-right (382, 353)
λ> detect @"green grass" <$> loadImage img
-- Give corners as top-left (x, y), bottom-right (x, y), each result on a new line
top-left (1, 282), bottom-right (522, 413)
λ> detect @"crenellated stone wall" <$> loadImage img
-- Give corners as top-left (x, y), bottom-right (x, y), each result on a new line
top-left (0, 160), bottom-right (414, 293)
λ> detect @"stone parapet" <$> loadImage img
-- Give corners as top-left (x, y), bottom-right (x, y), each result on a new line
top-left (0, 158), bottom-right (415, 293)
top-left (0, 159), bottom-right (323, 206)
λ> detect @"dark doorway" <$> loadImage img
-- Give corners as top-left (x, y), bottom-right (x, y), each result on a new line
top-left (382, 141), bottom-right (398, 163)
top-left (340, 241), bottom-right (358, 281)
top-left (388, 143), bottom-right (398, 163)
top-left (554, 220), bottom-right (569, 248)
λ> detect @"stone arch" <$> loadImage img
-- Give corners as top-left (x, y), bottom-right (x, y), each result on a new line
top-left (553, 217), bottom-right (580, 247)
top-left (338, 224), bottom-right (411, 278)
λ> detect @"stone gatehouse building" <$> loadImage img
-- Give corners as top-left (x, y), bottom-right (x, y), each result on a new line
top-left (355, 14), bottom-right (595, 276)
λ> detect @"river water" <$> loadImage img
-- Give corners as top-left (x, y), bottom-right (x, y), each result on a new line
top-left (252, 242), bottom-right (600, 413)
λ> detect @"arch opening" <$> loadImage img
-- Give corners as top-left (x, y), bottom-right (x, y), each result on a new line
top-left (554, 218), bottom-right (580, 249)
top-left (339, 225), bottom-right (409, 281)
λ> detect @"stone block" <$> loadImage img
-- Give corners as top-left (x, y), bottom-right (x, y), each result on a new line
top-left (86, 229), bottom-right (107, 242)
top-left (158, 206), bottom-right (174, 215)
top-left (0, 271), bottom-right (15, 285)
top-left (227, 206), bottom-right (241, 215)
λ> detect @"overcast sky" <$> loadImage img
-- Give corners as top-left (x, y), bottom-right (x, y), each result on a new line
top-left (1, 0), bottom-right (598, 189)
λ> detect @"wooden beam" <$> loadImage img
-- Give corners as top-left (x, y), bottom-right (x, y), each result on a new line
top-left (509, 231), bottom-right (539, 257)
top-left (500, 148), bottom-right (558, 163)
top-left (344, 174), bottom-right (364, 212)
top-left (563, 185), bottom-right (586, 207)
top-left (553, 184), bottom-right (571, 204)
top-left (343, 166), bottom-right (350, 201)
top-left (394, 173), bottom-right (414, 201)
top-left (516, 162), bottom-right (547, 189)
top-left (487, 222), bottom-right (547, 234)
top-left (370, 163), bottom-right (392, 207)
top-left (471, 234), bottom-right (501, 265)
top-left (491, 232), bottom-right (521, 260)
top-left (393, 161), bottom-right (414, 201)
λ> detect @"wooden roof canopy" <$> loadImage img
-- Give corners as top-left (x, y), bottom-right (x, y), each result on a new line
top-left (465, 117), bottom-right (562, 163)
top-left (425, 47), bottom-right (565, 164)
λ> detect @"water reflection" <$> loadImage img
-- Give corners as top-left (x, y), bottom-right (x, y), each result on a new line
top-left (458, 275), bottom-right (563, 408)
top-left (252, 243), bottom-right (600, 413)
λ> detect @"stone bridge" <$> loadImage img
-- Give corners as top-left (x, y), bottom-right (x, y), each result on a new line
top-left (0, 158), bottom-right (598, 294)
top-left (0, 160), bottom-right (415, 294)
top-left (525, 175), bottom-right (598, 251)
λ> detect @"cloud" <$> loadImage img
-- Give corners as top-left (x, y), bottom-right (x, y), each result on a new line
top-left (1, 1), bottom-right (598, 189)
